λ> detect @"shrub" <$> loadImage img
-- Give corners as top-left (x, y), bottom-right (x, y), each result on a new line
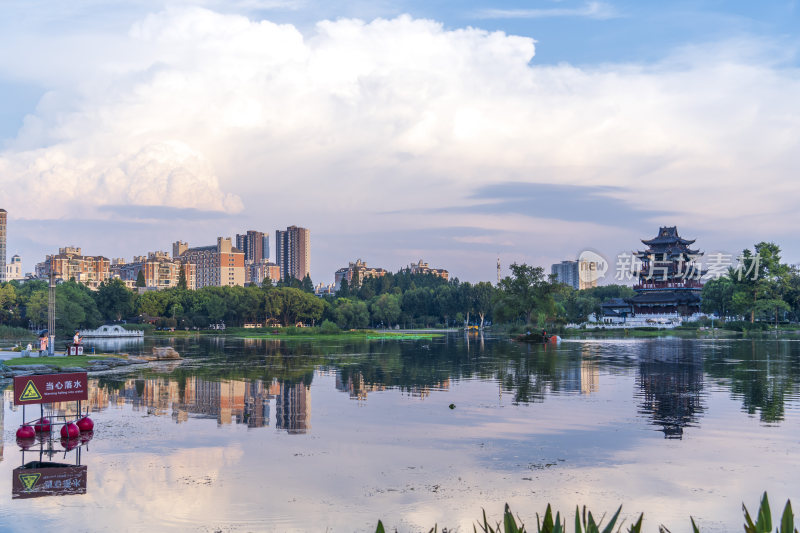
top-left (319, 320), bottom-right (340, 334)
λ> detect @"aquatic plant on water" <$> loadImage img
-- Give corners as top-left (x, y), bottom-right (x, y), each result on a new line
top-left (374, 492), bottom-right (797, 533)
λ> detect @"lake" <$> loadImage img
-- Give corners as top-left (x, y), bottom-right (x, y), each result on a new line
top-left (1, 334), bottom-right (799, 531)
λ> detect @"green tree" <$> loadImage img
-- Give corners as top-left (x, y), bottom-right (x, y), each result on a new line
top-left (96, 278), bottom-right (135, 321)
top-left (370, 293), bottom-right (402, 328)
top-left (332, 298), bottom-right (369, 329)
top-left (472, 281), bottom-right (495, 329)
top-left (301, 274), bottom-right (314, 294)
top-left (25, 290), bottom-right (49, 328)
top-left (730, 243), bottom-right (790, 323)
top-left (136, 290), bottom-right (169, 318)
top-left (336, 277), bottom-right (350, 298)
top-left (495, 263), bottom-right (559, 326)
top-left (701, 276), bottom-right (735, 318)
top-left (177, 268), bottom-right (188, 290)
top-left (56, 280), bottom-right (102, 333)
top-left (0, 283), bottom-right (17, 324)
top-left (135, 270), bottom-right (146, 288)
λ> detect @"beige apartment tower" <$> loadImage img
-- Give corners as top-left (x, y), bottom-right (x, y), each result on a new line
top-left (275, 226), bottom-right (310, 282)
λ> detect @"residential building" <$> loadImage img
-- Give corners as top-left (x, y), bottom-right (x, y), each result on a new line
top-left (5, 254), bottom-right (23, 281)
top-left (178, 237), bottom-right (245, 288)
top-left (314, 282), bottom-right (336, 296)
top-left (172, 241), bottom-right (188, 259)
top-left (334, 259), bottom-right (387, 290)
top-left (275, 226), bottom-right (310, 282)
top-left (406, 259), bottom-right (449, 280)
top-left (0, 209), bottom-right (6, 282)
top-left (36, 247), bottom-right (111, 289)
top-left (551, 259), bottom-right (599, 290)
top-left (246, 260), bottom-right (281, 286)
top-left (236, 231), bottom-right (270, 263)
top-left (111, 251), bottom-right (196, 290)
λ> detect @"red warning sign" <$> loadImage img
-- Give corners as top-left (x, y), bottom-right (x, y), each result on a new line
top-left (13, 373), bottom-right (88, 405)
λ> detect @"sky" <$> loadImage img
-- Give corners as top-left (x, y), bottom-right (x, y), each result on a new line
top-left (0, 0), bottom-right (798, 285)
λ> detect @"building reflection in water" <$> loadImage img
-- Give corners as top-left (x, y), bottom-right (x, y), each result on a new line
top-left (636, 341), bottom-right (705, 439)
top-left (275, 381), bottom-right (311, 434)
top-left (1, 391), bottom-right (4, 462)
top-left (335, 371), bottom-right (449, 401)
top-left (45, 376), bottom-right (308, 431)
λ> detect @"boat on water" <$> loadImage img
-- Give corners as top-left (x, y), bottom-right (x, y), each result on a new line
top-left (79, 324), bottom-right (144, 338)
top-left (515, 332), bottom-right (561, 344)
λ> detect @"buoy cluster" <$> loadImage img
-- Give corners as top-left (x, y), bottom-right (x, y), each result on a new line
top-left (16, 416), bottom-right (95, 450)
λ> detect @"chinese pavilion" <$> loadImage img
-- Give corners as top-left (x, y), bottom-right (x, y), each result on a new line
top-left (629, 226), bottom-right (704, 315)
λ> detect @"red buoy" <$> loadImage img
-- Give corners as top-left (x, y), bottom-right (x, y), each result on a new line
top-left (61, 437), bottom-right (80, 451)
top-left (34, 418), bottom-right (51, 433)
top-left (16, 437), bottom-right (36, 450)
top-left (76, 417), bottom-right (94, 432)
top-left (16, 425), bottom-right (35, 439)
top-left (61, 422), bottom-right (80, 439)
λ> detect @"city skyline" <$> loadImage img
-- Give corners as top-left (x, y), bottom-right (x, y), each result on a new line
top-left (0, 2), bottom-right (798, 284)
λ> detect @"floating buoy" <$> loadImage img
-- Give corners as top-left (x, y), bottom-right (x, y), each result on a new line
top-left (34, 418), bottom-right (51, 433)
top-left (16, 437), bottom-right (36, 450)
top-left (61, 422), bottom-right (80, 439)
top-left (16, 425), bottom-right (35, 439)
top-left (76, 416), bottom-right (94, 432)
top-left (61, 437), bottom-right (80, 451)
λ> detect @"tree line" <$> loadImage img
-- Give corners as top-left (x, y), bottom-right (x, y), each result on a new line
top-left (0, 264), bottom-right (640, 334)
top-left (701, 241), bottom-right (800, 324)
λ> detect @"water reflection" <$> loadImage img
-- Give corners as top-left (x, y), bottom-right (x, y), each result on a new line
top-left (82, 336), bottom-right (144, 354)
top-left (6, 335), bottom-right (800, 439)
top-left (2, 335), bottom-right (800, 531)
top-left (635, 340), bottom-right (705, 439)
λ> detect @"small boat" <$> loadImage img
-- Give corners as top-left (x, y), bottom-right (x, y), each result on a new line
top-left (515, 332), bottom-right (561, 344)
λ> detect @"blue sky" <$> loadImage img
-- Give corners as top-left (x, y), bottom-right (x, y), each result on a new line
top-left (0, 1), bottom-right (798, 283)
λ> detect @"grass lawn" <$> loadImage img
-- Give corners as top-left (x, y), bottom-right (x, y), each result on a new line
top-left (4, 354), bottom-right (125, 368)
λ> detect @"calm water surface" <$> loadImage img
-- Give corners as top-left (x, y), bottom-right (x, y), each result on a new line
top-left (1, 334), bottom-right (799, 532)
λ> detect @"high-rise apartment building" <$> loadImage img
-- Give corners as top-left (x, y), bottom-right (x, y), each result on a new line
top-left (235, 231), bottom-right (270, 263)
top-left (177, 237), bottom-right (245, 289)
top-left (551, 259), bottom-right (599, 290)
top-left (0, 209), bottom-right (6, 283)
top-left (275, 226), bottom-right (310, 282)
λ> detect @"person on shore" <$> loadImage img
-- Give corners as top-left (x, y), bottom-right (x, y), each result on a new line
top-left (73, 330), bottom-right (82, 345)
top-left (39, 334), bottom-right (48, 356)
top-left (541, 329), bottom-right (548, 343)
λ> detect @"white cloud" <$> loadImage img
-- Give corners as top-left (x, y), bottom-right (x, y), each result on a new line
top-left (0, 7), bottom-right (798, 277)
top-left (474, 1), bottom-right (619, 20)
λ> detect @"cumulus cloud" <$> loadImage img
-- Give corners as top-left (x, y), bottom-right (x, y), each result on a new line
top-left (0, 7), bottom-right (798, 276)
